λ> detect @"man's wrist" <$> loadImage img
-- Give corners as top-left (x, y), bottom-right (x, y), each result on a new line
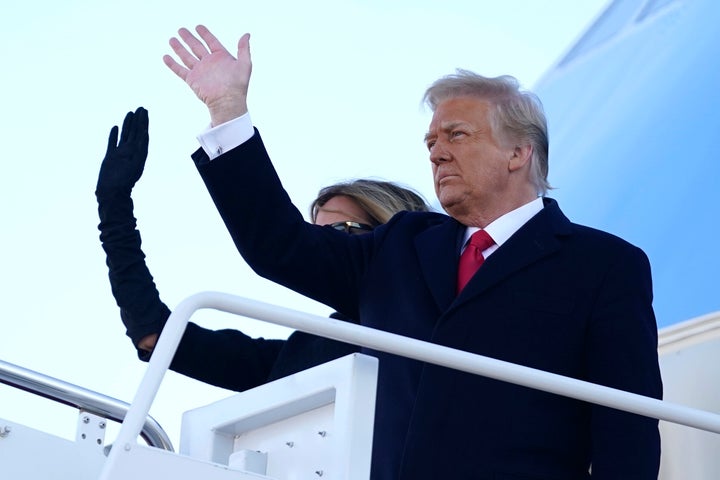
top-left (208, 97), bottom-right (248, 127)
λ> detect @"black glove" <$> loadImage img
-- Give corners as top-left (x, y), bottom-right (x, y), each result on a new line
top-left (96, 107), bottom-right (171, 353)
top-left (96, 107), bottom-right (149, 198)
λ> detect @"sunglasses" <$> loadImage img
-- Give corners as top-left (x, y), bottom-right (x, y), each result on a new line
top-left (329, 221), bottom-right (375, 235)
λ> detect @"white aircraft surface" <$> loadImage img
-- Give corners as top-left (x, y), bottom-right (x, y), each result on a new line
top-left (1, 0), bottom-right (719, 478)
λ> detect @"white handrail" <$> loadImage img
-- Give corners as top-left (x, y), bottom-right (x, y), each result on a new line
top-left (100, 291), bottom-right (720, 478)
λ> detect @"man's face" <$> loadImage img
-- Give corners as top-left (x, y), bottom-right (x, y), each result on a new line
top-left (425, 96), bottom-right (516, 221)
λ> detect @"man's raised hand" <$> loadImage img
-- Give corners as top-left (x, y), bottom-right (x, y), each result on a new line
top-left (163, 25), bottom-right (252, 127)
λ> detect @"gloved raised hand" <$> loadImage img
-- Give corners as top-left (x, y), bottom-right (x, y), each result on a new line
top-left (96, 107), bottom-right (170, 355)
top-left (96, 107), bottom-right (149, 198)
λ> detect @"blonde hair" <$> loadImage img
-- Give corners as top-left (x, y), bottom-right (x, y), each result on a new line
top-left (310, 179), bottom-right (430, 226)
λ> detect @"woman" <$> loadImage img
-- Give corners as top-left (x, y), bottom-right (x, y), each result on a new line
top-left (96, 107), bottom-right (429, 391)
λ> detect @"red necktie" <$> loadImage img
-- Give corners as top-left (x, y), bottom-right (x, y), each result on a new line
top-left (457, 230), bottom-right (495, 294)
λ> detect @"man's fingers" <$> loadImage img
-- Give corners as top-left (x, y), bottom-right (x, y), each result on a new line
top-left (162, 54), bottom-right (189, 81)
top-left (237, 33), bottom-right (251, 63)
top-left (178, 27), bottom-right (210, 60)
top-left (196, 25), bottom-right (230, 55)
top-left (168, 37), bottom-right (197, 71)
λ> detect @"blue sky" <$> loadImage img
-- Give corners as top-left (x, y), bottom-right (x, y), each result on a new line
top-left (1, 0), bottom-right (607, 446)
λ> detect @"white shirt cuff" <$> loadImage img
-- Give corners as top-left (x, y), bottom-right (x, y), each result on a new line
top-left (196, 113), bottom-right (254, 160)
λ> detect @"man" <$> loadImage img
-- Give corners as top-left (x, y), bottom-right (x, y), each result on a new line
top-left (163, 25), bottom-right (662, 479)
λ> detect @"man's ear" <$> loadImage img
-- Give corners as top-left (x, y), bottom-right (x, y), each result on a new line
top-left (508, 144), bottom-right (533, 172)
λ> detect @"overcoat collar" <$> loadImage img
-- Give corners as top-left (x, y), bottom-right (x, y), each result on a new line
top-left (414, 198), bottom-right (572, 312)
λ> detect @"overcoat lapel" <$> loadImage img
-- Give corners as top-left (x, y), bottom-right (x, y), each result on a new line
top-left (453, 199), bottom-right (572, 308)
top-left (412, 199), bottom-right (573, 313)
top-left (414, 218), bottom-right (465, 312)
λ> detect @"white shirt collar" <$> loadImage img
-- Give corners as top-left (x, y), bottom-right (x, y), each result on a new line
top-left (462, 197), bottom-right (544, 258)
